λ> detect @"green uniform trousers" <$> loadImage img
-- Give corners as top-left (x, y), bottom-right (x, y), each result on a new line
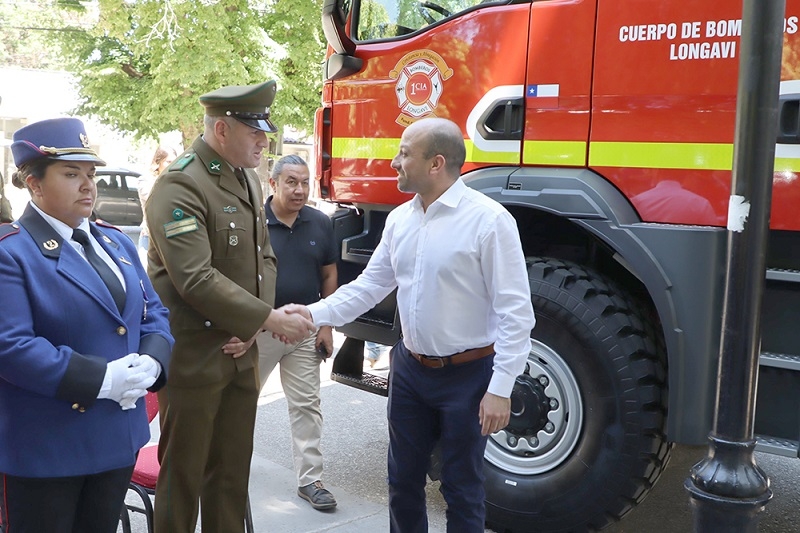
top-left (154, 368), bottom-right (259, 533)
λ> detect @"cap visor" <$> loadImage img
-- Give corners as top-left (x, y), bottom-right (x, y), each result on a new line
top-left (235, 117), bottom-right (278, 133)
top-left (54, 153), bottom-right (107, 166)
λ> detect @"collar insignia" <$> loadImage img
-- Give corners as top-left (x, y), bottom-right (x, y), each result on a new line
top-left (209, 160), bottom-right (222, 173)
top-left (43, 239), bottom-right (59, 251)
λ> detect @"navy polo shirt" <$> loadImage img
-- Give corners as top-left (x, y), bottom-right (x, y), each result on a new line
top-left (265, 197), bottom-right (338, 308)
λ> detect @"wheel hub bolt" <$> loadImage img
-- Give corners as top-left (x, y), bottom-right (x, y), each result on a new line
top-left (529, 437), bottom-right (539, 447)
top-left (538, 375), bottom-right (549, 387)
top-left (507, 436), bottom-right (518, 446)
top-left (544, 422), bottom-right (555, 433)
top-left (549, 398), bottom-right (559, 409)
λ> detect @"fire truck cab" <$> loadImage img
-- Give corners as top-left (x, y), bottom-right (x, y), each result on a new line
top-left (314, 0), bottom-right (800, 530)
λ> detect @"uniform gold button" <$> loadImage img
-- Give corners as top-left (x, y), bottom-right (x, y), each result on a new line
top-left (72, 403), bottom-right (80, 410)
top-left (116, 326), bottom-right (127, 336)
top-left (204, 320), bottom-right (212, 327)
top-left (79, 407), bottom-right (86, 413)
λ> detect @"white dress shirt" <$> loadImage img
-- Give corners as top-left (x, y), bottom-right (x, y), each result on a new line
top-left (29, 201), bottom-right (126, 289)
top-left (308, 178), bottom-right (535, 397)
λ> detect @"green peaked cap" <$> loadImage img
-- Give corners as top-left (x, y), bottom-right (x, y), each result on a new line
top-left (199, 80), bottom-right (278, 133)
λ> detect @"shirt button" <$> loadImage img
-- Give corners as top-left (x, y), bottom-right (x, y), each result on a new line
top-left (204, 320), bottom-right (212, 327)
top-left (116, 326), bottom-right (127, 336)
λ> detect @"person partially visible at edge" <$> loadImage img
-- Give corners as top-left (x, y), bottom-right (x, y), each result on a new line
top-left (146, 81), bottom-right (315, 533)
top-left (256, 155), bottom-right (339, 511)
top-left (284, 117), bottom-right (536, 532)
top-left (0, 117), bottom-right (173, 532)
top-left (137, 145), bottom-right (177, 261)
top-left (0, 170), bottom-right (13, 223)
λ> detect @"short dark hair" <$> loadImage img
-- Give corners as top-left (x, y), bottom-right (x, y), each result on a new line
top-left (12, 157), bottom-right (57, 189)
top-left (271, 154), bottom-right (308, 181)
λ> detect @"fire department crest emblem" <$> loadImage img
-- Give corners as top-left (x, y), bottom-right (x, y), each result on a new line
top-left (390, 50), bottom-right (453, 127)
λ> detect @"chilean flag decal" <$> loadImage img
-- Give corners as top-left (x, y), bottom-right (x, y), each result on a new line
top-left (527, 84), bottom-right (559, 109)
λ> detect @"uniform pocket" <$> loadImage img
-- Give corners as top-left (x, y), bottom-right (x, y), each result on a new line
top-left (212, 212), bottom-right (249, 259)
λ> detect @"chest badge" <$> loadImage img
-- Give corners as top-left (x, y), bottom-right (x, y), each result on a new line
top-left (223, 206), bottom-right (237, 213)
top-left (229, 235), bottom-right (239, 246)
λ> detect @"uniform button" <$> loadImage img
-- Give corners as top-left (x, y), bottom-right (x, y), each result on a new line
top-left (256, 216), bottom-right (260, 222)
top-left (257, 245), bottom-right (261, 252)
top-left (72, 403), bottom-right (80, 410)
top-left (258, 274), bottom-right (262, 281)
top-left (204, 320), bottom-right (212, 327)
top-left (116, 326), bottom-right (127, 336)
top-left (79, 407), bottom-right (86, 413)
top-left (229, 222), bottom-right (236, 228)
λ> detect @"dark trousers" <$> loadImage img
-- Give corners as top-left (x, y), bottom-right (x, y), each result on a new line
top-left (0, 464), bottom-right (134, 533)
top-left (387, 343), bottom-right (493, 533)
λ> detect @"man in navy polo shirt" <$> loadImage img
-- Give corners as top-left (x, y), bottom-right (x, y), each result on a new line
top-left (256, 155), bottom-right (339, 510)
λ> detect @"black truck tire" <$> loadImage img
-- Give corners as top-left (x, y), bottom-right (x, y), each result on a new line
top-left (484, 258), bottom-right (671, 533)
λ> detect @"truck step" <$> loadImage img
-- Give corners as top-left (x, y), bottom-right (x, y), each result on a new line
top-left (331, 371), bottom-right (389, 397)
top-left (755, 434), bottom-right (799, 457)
top-left (760, 351), bottom-right (800, 371)
top-left (766, 268), bottom-right (800, 283)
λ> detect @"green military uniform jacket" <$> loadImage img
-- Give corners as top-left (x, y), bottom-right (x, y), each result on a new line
top-left (146, 136), bottom-right (277, 387)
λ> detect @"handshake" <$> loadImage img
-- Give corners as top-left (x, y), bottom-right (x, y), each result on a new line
top-left (97, 353), bottom-right (161, 410)
top-left (263, 304), bottom-right (315, 344)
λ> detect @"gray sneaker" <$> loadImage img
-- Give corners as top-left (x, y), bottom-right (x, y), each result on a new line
top-left (297, 480), bottom-right (337, 510)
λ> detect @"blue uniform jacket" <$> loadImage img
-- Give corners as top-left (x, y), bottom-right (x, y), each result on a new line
top-left (0, 205), bottom-right (173, 477)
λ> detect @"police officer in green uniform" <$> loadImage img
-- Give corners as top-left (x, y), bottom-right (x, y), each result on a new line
top-left (146, 81), bottom-right (315, 533)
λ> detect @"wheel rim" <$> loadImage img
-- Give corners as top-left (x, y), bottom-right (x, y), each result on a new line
top-left (485, 338), bottom-right (583, 474)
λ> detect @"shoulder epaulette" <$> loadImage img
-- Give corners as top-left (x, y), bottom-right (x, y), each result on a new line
top-left (170, 153), bottom-right (195, 171)
top-left (0, 223), bottom-right (21, 242)
top-left (95, 220), bottom-right (123, 233)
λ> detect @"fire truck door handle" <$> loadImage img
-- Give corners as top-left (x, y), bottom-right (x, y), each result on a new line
top-left (777, 95), bottom-right (800, 144)
top-left (478, 97), bottom-right (524, 141)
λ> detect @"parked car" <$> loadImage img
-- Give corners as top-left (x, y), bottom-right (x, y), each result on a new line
top-left (93, 168), bottom-right (142, 226)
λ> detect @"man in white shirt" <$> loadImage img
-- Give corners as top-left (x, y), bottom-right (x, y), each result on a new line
top-left (286, 117), bottom-right (535, 532)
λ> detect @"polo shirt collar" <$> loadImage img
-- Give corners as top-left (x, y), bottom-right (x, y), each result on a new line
top-left (265, 195), bottom-right (308, 227)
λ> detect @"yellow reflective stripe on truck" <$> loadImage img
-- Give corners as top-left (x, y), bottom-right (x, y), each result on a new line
top-left (332, 137), bottom-right (519, 164)
top-left (331, 137), bottom-right (800, 172)
top-left (523, 140), bottom-right (586, 166)
top-left (589, 141), bottom-right (733, 170)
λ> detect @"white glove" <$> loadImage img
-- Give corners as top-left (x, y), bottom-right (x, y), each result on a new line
top-left (97, 353), bottom-right (139, 403)
top-left (127, 353), bottom-right (161, 390)
top-left (118, 388), bottom-right (146, 410)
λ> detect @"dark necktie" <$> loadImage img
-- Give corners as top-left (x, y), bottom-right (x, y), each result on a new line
top-left (235, 168), bottom-right (249, 194)
top-left (72, 229), bottom-right (126, 313)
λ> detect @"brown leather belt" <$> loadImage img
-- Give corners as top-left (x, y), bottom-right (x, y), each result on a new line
top-left (408, 344), bottom-right (495, 368)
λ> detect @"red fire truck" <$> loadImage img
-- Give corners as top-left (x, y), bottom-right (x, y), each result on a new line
top-left (313, 0), bottom-right (800, 531)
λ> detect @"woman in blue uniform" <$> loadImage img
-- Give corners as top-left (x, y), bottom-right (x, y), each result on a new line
top-left (0, 118), bottom-right (173, 533)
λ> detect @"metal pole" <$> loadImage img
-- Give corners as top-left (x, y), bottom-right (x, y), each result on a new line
top-left (684, 0), bottom-right (783, 529)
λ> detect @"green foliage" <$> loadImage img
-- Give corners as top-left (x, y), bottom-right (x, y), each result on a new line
top-left (44, 0), bottom-right (324, 142)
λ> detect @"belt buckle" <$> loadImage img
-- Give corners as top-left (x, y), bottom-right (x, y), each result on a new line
top-left (423, 354), bottom-right (447, 368)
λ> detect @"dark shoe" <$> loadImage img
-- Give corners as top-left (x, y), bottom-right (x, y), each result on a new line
top-left (298, 480), bottom-right (337, 510)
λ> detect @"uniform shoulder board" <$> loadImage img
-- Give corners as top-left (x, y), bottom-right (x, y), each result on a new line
top-left (95, 221), bottom-right (124, 233)
top-left (0, 223), bottom-right (20, 242)
top-left (170, 153), bottom-right (195, 171)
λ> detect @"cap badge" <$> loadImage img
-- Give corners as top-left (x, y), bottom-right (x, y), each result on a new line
top-left (223, 206), bottom-right (237, 213)
top-left (43, 239), bottom-right (59, 251)
top-left (80, 133), bottom-right (91, 148)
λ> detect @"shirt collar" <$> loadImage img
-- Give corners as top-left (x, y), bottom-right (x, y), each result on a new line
top-left (412, 178), bottom-right (467, 212)
top-left (265, 196), bottom-right (307, 226)
top-left (29, 201), bottom-right (91, 242)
